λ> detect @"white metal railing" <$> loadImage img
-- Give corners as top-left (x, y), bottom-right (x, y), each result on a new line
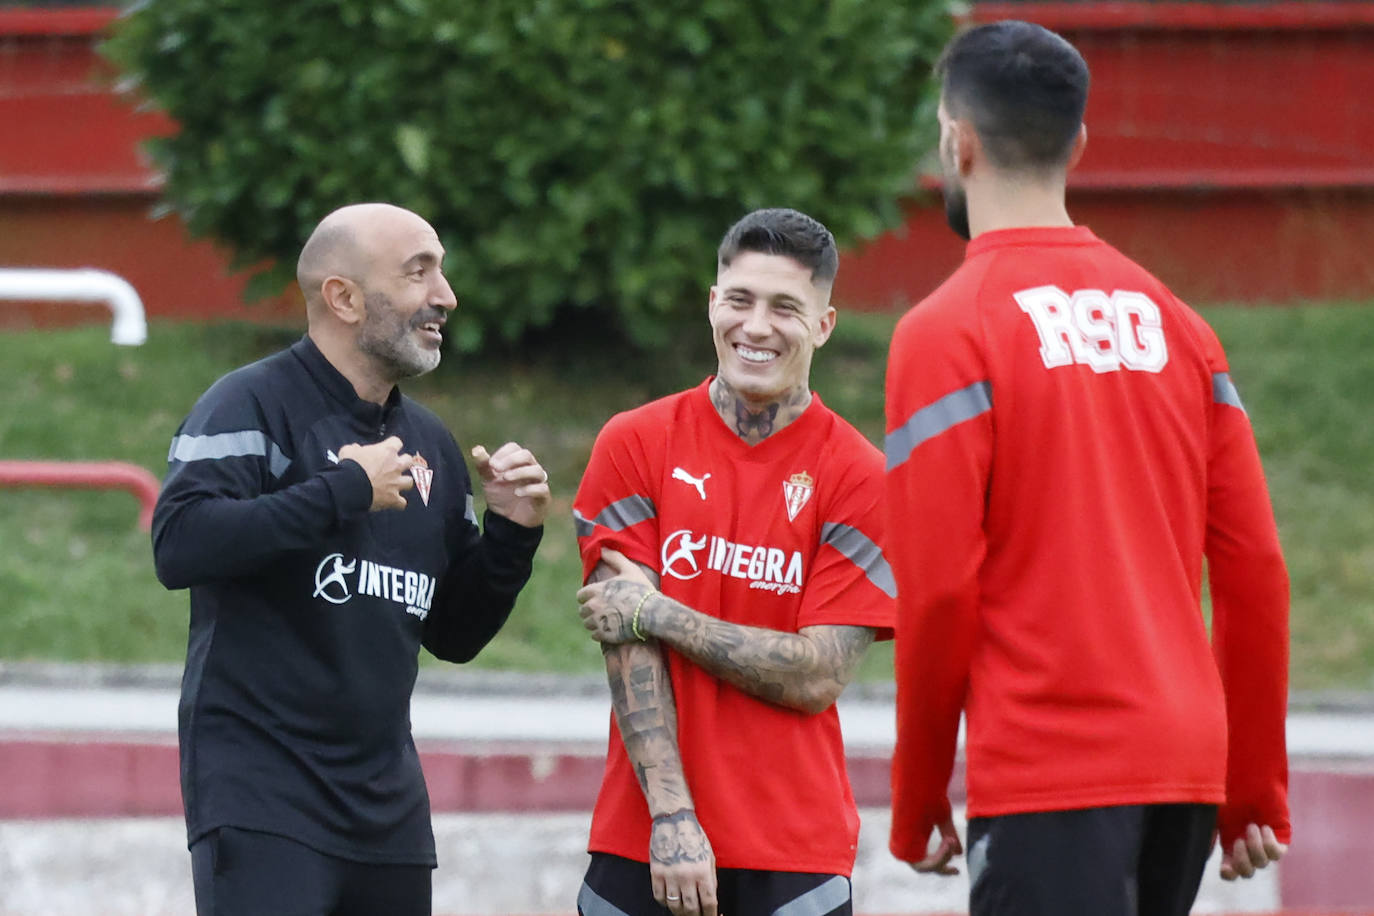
top-left (0, 267), bottom-right (147, 345)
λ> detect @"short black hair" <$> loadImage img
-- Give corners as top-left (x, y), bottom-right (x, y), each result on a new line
top-left (717, 208), bottom-right (839, 286)
top-left (937, 20), bottom-right (1089, 172)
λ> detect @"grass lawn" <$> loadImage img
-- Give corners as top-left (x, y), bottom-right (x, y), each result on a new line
top-left (0, 305), bottom-right (1369, 690)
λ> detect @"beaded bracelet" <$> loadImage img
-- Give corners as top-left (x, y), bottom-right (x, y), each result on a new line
top-left (631, 590), bottom-right (654, 642)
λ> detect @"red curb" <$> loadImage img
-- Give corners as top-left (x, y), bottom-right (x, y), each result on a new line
top-left (0, 738), bottom-right (615, 818)
top-left (5, 736), bottom-right (1374, 911)
top-left (0, 737), bottom-right (179, 817)
top-left (1281, 764), bottom-right (1374, 911)
top-left (419, 745), bottom-right (605, 813)
top-left (0, 738), bottom-right (959, 817)
top-left (4, 738), bottom-right (1373, 909)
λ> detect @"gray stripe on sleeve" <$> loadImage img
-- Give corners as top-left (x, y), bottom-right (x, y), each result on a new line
top-left (885, 380), bottom-right (992, 472)
top-left (573, 494), bottom-right (656, 539)
top-left (1213, 372), bottom-right (1247, 414)
top-left (267, 442), bottom-right (290, 478)
top-left (464, 493), bottom-right (477, 524)
top-left (820, 522), bottom-right (897, 599)
top-left (572, 509), bottom-right (595, 538)
top-left (771, 875), bottom-right (851, 916)
top-left (168, 430), bottom-right (291, 479)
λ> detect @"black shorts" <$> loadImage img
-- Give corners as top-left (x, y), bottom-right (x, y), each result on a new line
top-left (190, 826), bottom-right (431, 916)
top-left (965, 803), bottom-right (1217, 916)
top-left (579, 852), bottom-right (851, 916)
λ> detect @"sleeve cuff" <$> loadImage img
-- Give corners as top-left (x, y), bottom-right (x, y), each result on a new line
top-left (482, 509), bottom-right (545, 551)
top-left (325, 459), bottom-right (374, 522)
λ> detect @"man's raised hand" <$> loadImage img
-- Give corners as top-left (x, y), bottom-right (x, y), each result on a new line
top-left (471, 442), bottom-right (550, 528)
top-left (338, 436), bottom-right (414, 511)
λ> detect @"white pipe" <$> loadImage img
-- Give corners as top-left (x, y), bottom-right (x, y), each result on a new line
top-left (0, 268), bottom-right (148, 346)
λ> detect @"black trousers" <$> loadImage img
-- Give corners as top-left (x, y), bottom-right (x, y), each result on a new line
top-left (191, 826), bottom-right (432, 916)
top-left (579, 852), bottom-right (852, 916)
top-left (965, 803), bottom-right (1218, 916)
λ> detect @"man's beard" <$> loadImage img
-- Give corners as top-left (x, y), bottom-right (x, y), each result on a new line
top-left (942, 179), bottom-right (971, 241)
top-left (358, 290), bottom-right (442, 381)
top-left (937, 124), bottom-right (972, 241)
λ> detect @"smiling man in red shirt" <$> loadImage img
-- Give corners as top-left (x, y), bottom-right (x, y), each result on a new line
top-left (885, 21), bottom-right (1291, 916)
top-left (573, 208), bottom-right (895, 916)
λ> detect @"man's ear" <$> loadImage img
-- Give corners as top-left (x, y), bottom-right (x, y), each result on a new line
top-left (321, 275), bottom-right (364, 326)
top-left (953, 118), bottom-right (981, 177)
top-left (1066, 123), bottom-right (1088, 172)
top-left (813, 302), bottom-right (837, 349)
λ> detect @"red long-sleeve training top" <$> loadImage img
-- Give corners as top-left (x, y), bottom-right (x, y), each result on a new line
top-left (885, 226), bottom-right (1290, 861)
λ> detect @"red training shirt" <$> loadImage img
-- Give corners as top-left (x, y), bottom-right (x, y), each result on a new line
top-left (884, 226), bottom-right (1290, 860)
top-left (575, 379), bottom-right (896, 876)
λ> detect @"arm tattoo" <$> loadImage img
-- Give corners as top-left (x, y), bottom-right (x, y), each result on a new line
top-left (586, 563), bottom-right (617, 585)
top-left (603, 640), bottom-right (693, 818)
top-left (644, 591), bottom-right (874, 713)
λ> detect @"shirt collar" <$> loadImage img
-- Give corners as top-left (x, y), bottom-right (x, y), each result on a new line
top-left (965, 224), bottom-right (1099, 260)
top-left (290, 335), bottom-right (403, 424)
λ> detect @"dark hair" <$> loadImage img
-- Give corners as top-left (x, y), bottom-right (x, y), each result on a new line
top-left (717, 208), bottom-right (839, 286)
top-left (937, 20), bottom-right (1089, 171)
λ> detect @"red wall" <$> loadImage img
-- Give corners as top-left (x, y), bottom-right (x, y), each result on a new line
top-left (2, 4), bottom-right (1373, 328)
top-left (0, 195), bottom-right (301, 330)
top-left (836, 1), bottom-right (1374, 310)
top-left (0, 8), bottom-right (170, 195)
top-left (839, 186), bottom-right (1374, 311)
top-left (0, 8), bottom-right (300, 326)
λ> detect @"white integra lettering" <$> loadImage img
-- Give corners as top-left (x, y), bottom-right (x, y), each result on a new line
top-left (730, 544), bottom-right (753, 579)
top-left (747, 549), bottom-right (767, 581)
top-left (704, 535), bottom-right (804, 589)
top-left (356, 560), bottom-right (435, 611)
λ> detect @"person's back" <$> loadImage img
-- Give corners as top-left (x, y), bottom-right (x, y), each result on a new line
top-left (899, 224), bottom-right (1290, 814)
top-left (885, 20), bottom-right (1289, 916)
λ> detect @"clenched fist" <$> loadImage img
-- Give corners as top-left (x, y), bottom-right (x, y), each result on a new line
top-left (338, 436), bottom-right (415, 511)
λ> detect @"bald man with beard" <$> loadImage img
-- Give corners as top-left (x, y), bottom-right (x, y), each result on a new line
top-left (153, 203), bottom-right (551, 916)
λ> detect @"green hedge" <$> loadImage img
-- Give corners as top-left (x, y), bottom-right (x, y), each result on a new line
top-left (103, 1), bottom-right (950, 348)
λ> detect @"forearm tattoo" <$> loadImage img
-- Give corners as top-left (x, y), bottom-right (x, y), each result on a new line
top-left (603, 641), bottom-right (693, 817)
top-left (646, 591), bottom-right (874, 712)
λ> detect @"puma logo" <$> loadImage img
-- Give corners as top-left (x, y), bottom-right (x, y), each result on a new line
top-left (672, 467), bottom-right (711, 500)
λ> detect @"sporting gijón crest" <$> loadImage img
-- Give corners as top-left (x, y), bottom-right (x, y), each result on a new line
top-left (411, 453), bottom-right (434, 506)
top-left (783, 470), bottom-right (814, 521)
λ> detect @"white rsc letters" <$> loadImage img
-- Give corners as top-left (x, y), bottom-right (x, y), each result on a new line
top-left (1015, 285), bottom-right (1169, 374)
top-left (1113, 291), bottom-right (1168, 372)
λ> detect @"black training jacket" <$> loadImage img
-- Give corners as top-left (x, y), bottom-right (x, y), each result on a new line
top-left (152, 336), bottom-right (542, 865)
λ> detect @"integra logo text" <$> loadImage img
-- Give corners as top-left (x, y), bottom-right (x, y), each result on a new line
top-left (660, 529), bottom-right (803, 595)
top-left (312, 552), bottom-right (435, 620)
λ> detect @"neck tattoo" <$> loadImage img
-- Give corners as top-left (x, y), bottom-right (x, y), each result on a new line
top-left (710, 377), bottom-right (808, 444)
top-left (735, 401), bottom-right (779, 439)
